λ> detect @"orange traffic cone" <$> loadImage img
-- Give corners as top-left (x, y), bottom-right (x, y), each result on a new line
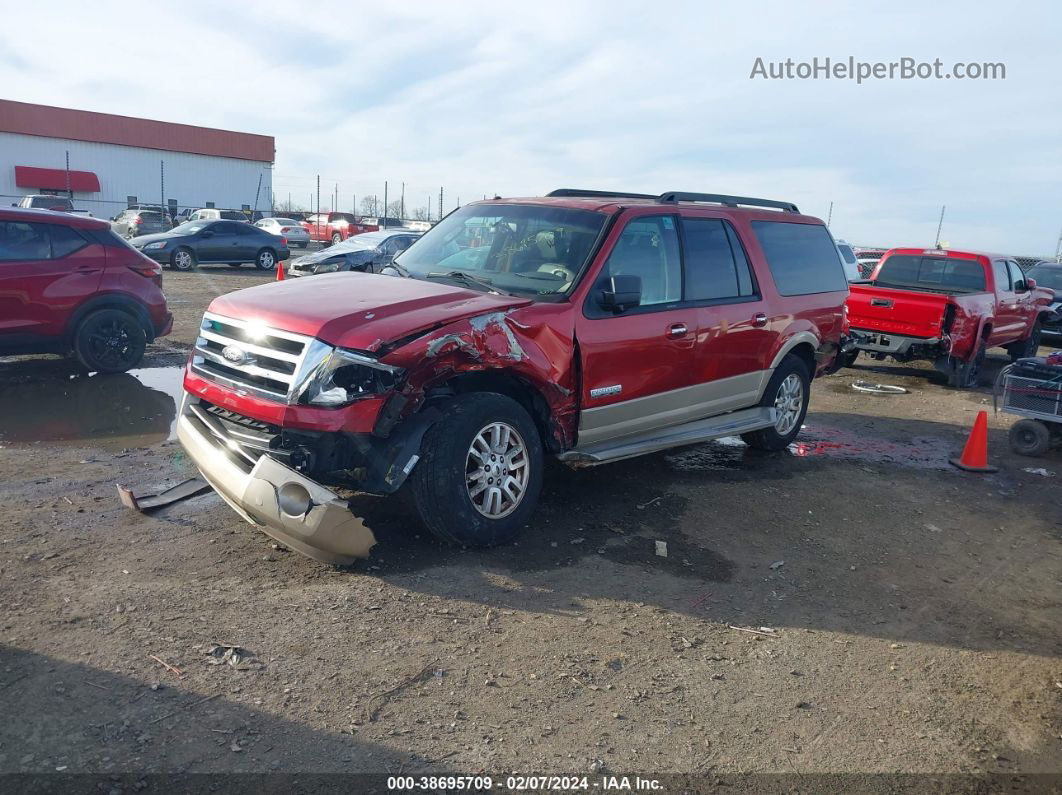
top-left (276, 261), bottom-right (285, 281)
top-left (949, 410), bottom-right (998, 472)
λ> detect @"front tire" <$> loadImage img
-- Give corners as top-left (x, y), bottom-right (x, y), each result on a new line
top-left (1008, 319), bottom-right (1042, 362)
top-left (741, 354), bottom-right (810, 451)
top-left (254, 248), bottom-right (277, 271)
top-left (170, 247), bottom-right (197, 272)
top-left (73, 309), bottom-right (147, 373)
top-left (409, 393), bottom-right (543, 547)
top-left (330, 233), bottom-right (342, 246)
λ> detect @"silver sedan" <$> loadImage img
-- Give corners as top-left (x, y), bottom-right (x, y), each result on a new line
top-left (255, 217), bottom-right (310, 248)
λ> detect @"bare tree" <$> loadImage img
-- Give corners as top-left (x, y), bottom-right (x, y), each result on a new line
top-left (359, 196), bottom-right (378, 216)
top-left (274, 198), bottom-right (307, 214)
top-left (411, 206), bottom-right (431, 221)
top-left (386, 200), bottom-right (403, 220)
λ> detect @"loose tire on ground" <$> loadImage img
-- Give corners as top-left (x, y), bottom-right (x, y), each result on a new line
top-left (72, 308), bottom-right (147, 373)
top-left (170, 247), bottom-right (197, 271)
top-left (409, 392), bottom-right (543, 548)
top-left (1009, 419), bottom-right (1051, 457)
top-left (741, 354), bottom-right (811, 451)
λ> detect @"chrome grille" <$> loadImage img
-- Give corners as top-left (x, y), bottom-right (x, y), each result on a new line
top-left (192, 311), bottom-right (319, 403)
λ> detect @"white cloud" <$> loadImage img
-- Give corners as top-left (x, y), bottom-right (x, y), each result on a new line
top-left (1, 0), bottom-right (1059, 253)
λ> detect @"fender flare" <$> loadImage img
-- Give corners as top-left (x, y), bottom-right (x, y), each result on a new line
top-left (65, 294), bottom-right (155, 344)
top-left (770, 331), bottom-right (820, 370)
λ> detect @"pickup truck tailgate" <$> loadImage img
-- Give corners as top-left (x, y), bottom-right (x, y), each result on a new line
top-left (847, 284), bottom-right (949, 338)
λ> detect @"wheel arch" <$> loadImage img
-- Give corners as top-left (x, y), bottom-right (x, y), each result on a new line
top-left (433, 370), bottom-right (559, 453)
top-left (769, 331), bottom-right (819, 373)
top-left (65, 293), bottom-right (155, 344)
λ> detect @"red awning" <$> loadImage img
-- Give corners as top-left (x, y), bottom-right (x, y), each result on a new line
top-left (14, 166), bottom-right (101, 193)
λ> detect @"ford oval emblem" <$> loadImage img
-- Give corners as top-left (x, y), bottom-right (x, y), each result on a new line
top-left (222, 345), bottom-right (248, 365)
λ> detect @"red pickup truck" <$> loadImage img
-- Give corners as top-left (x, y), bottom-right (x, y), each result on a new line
top-left (178, 189), bottom-right (848, 564)
top-left (846, 248), bottom-right (1056, 387)
top-left (301, 212), bottom-right (377, 246)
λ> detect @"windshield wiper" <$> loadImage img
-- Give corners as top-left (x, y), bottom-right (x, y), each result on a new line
top-left (425, 270), bottom-right (514, 295)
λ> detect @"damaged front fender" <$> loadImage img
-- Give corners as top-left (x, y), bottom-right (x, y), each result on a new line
top-left (383, 305), bottom-right (579, 449)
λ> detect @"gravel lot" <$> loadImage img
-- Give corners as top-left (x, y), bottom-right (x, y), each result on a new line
top-left (1, 265), bottom-right (1059, 788)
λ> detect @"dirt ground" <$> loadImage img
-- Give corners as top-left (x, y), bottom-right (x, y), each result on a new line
top-left (1, 266), bottom-right (1059, 790)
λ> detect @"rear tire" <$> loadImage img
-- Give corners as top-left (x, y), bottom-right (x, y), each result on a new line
top-left (409, 393), bottom-right (543, 548)
top-left (741, 354), bottom-right (810, 451)
top-left (1009, 419), bottom-right (1051, 457)
top-left (73, 309), bottom-right (146, 373)
top-left (254, 248), bottom-right (277, 271)
top-left (949, 343), bottom-right (986, 388)
top-left (1008, 319), bottom-right (1042, 362)
top-left (170, 247), bottom-right (197, 272)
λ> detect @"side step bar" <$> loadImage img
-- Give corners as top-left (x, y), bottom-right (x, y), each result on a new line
top-left (557, 407), bottom-right (778, 466)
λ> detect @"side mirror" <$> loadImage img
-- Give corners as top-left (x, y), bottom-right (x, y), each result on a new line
top-left (1025, 278), bottom-right (1037, 290)
top-left (200, 229), bottom-right (214, 238)
top-left (599, 274), bottom-right (642, 312)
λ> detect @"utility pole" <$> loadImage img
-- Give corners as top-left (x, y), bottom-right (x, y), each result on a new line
top-left (65, 151), bottom-right (71, 198)
top-left (160, 160), bottom-right (165, 221)
top-left (383, 181), bottom-right (389, 227)
top-left (826, 201), bottom-right (833, 226)
top-left (934, 204), bottom-right (946, 248)
top-left (400, 181), bottom-right (405, 221)
top-left (253, 172), bottom-right (263, 218)
top-left (1054, 223), bottom-right (1062, 262)
top-left (439, 188), bottom-right (444, 221)
top-left (316, 175), bottom-right (321, 240)
top-left (428, 195), bottom-right (432, 220)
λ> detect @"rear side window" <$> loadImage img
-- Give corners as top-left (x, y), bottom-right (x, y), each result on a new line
top-left (681, 218), bottom-right (756, 301)
top-left (992, 260), bottom-right (1010, 290)
top-left (875, 255), bottom-right (987, 292)
top-left (838, 244), bottom-right (857, 264)
top-left (751, 221), bottom-right (848, 296)
top-left (48, 224), bottom-right (89, 258)
top-left (600, 216), bottom-right (682, 306)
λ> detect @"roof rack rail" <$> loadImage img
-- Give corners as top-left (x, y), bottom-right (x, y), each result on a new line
top-left (547, 188), bottom-right (658, 200)
top-left (657, 192), bottom-right (799, 213)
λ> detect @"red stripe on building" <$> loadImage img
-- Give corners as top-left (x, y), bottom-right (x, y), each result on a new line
top-left (0, 99), bottom-right (274, 162)
top-left (15, 166), bottom-right (101, 192)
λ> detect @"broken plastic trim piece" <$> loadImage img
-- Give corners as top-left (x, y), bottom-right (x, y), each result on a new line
top-left (117, 478), bottom-right (212, 512)
top-left (851, 381), bottom-right (909, 395)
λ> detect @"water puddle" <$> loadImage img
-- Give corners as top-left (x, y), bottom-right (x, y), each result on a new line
top-left (666, 424), bottom-right (953, 472)
top-left (0, 366), bottom-right (184, 450)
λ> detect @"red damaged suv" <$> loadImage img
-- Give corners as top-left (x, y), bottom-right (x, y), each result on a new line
top-left (0, 207), bottom-right (172, 372)
top-left (178, 190), bottom-right (849, 564)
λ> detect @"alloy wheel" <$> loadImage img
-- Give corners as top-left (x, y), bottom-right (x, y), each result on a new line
top-left (773, 373), bottom-right (804, 435)
top-left (465, 422), bottom-right (530, 518)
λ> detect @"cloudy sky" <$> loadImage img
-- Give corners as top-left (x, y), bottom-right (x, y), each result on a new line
top-left (2, 1), bottom-right (1060, 253)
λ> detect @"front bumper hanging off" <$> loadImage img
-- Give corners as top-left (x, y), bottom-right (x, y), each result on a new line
top-left (176, 395), bottom-right (377, 565)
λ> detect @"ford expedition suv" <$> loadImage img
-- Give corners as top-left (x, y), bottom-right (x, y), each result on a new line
top-left (846, 248), bottom-right (1056, 387)
top-left (177, 190), bottom-right (849, 565)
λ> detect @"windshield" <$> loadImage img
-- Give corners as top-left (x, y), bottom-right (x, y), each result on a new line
top-left (874, 255), bottom-right (986, 293)
top-left (397, 203), bottom-right (607, 297)
top-left (1027, 265), bottom-right (1062, 292)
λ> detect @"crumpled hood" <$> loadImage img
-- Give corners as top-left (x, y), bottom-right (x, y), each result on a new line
top-left (207, 272), bottom-right (531, 353)
top-left (291, 245), bottom-right (372, 268)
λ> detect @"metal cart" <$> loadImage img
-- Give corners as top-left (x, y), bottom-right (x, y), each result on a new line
top-left (994, 358), bottom-right (1062, 456)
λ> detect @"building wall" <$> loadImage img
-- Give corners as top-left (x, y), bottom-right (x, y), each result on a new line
top-left (0, 132), bottom-right (273, 218)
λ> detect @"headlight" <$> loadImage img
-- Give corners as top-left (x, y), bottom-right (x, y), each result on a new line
top-left (313, 261), bottom-right (342, 274)
top-left (143, 241), bottom-right (167, 250)
top-left (294, 340), bottom-right (403, 407)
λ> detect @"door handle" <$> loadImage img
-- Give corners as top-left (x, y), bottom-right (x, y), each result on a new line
top-left (752, 313), bottom-right (768, 327)
top-left (666, 323), bottom-right (688, 339)
top-left (74, 266), bottom-right (100, 273)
